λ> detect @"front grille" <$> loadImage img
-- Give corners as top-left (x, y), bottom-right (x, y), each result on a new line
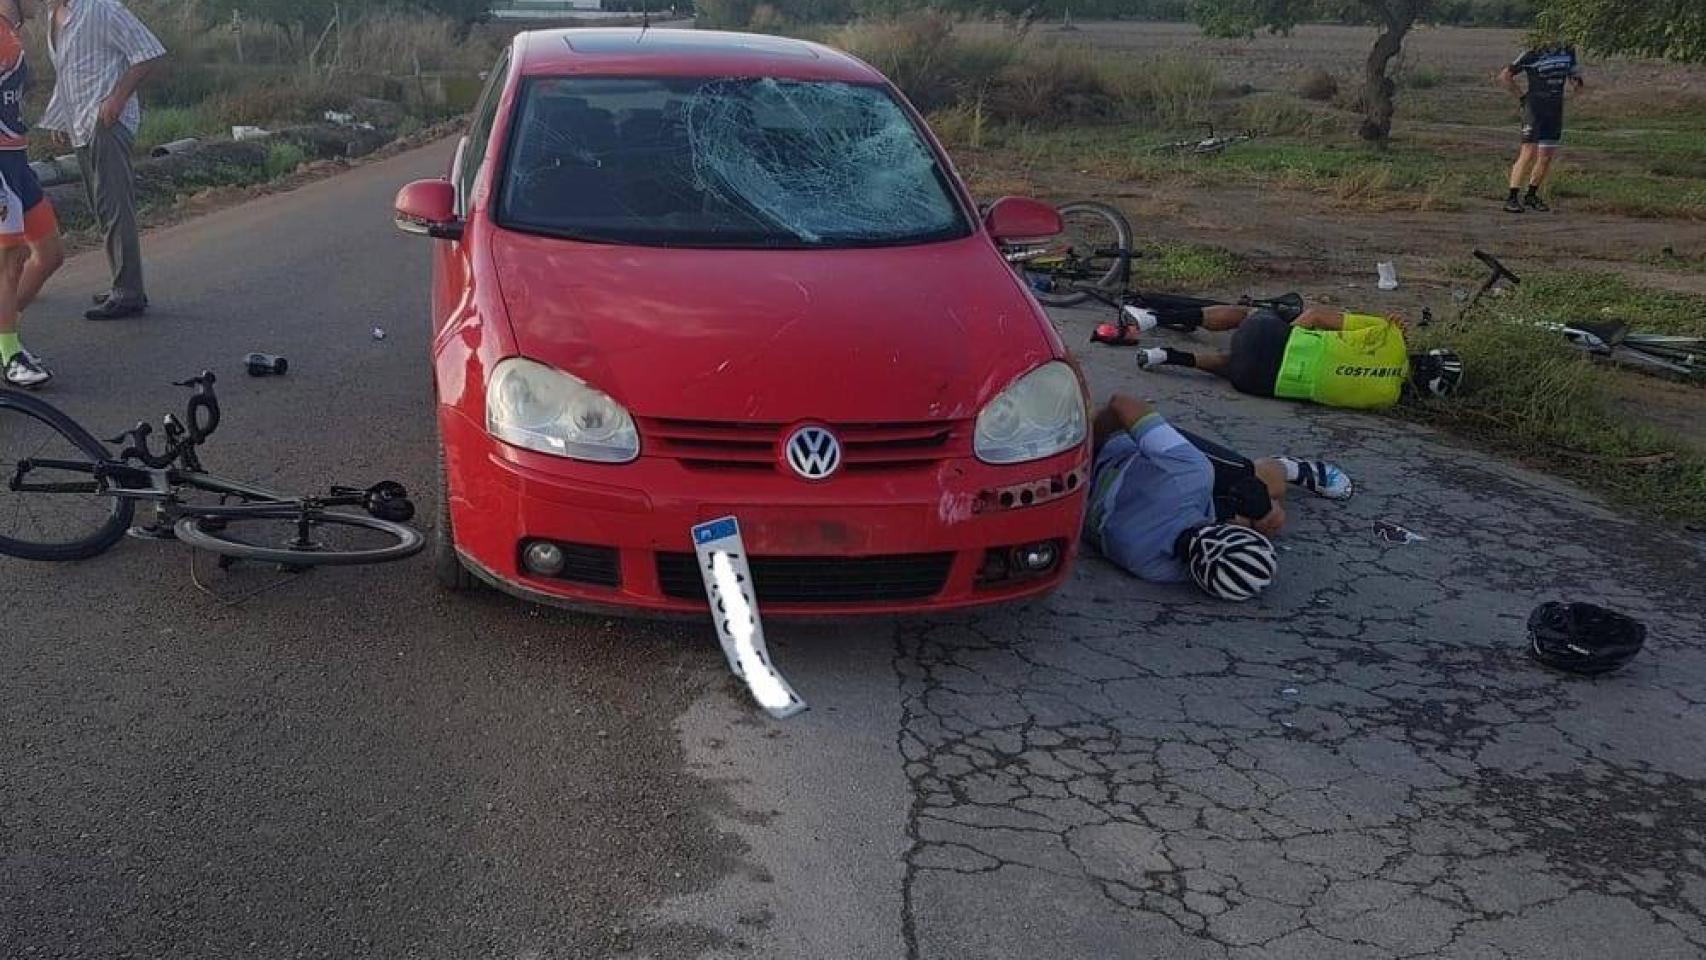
top-left (642, 418), bottom-right (961, 472)
top-left (656, 552), bottom-right (954, 605)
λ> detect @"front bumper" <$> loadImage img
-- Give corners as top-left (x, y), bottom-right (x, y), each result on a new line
top-left (442, 413), bottom-right (1089, 617)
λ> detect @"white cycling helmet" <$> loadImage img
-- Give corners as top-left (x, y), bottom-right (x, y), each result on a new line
top-left (1184, 524), bottom-right (1277, 602)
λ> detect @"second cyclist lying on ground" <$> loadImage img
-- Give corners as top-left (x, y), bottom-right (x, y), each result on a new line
top-left (1084, 394), bottom-right (1354, 603)
top-left (1100, 299), bottom-right (1464, 410)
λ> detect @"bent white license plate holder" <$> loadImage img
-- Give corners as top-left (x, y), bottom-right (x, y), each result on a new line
top-left (692, 517), bottom-right (807, 720)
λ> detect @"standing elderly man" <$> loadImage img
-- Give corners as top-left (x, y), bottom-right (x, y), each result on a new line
top-left (40, 0), bottom-right (164, 320)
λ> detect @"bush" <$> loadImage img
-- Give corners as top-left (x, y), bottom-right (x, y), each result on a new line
top-left (988, 44), bottom-right (1119, 125)
top-left (697, 0), bottom-right (759, 27)
top-left (264, 142), bottom-right (309, 178)
top-left (1295, 67), bottom-right (1338, 102)
top-left (135, 106), bottom-right (215, 153)
top-left (1119, 54), bottom-right (1220, 127)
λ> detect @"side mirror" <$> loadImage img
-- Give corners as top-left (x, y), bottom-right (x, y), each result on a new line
top-left (984, 196), bottom-right (1063, 245)
top-left (395, 179), bottom-right (463, 241)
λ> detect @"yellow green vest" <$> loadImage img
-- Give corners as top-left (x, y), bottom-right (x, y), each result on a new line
top-left (1274, 314), bottom-right (1410, 410)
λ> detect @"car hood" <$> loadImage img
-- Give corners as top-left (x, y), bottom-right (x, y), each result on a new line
top-left (488, 230), bottom-right (1063, 423)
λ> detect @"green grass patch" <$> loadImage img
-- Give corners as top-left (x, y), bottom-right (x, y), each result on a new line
top-left (135, 106), bottom-right (218, 154)
top-left (264, 142), bottom-right (309, 179)
top-left (1130, 242), bottom-right (1243, 290)
top-left (1498, 271), bottom-right (1706, 337)
top-left (1410, 317), bottom-right (1706, 526)
top-left (1407, 271), bottom-right (1706, 523)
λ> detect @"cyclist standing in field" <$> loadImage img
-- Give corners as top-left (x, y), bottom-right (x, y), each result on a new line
top-left (1498, 39), bottom-right (1585, 214)
top-left (0, 0), bottom-right (66, 388)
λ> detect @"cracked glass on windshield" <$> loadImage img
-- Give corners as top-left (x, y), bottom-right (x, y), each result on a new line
top-left (497, 76), bottom-right (969, 248)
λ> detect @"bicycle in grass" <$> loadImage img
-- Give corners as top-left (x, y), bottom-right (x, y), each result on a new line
top-left (1450, 250), bottom-right (1703, 384)
top-left (0, 372), bottom-right (424, 568)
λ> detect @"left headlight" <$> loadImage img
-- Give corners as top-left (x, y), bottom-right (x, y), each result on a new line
top-left (486, 357), bottom-right (639, 463)
top-left (974, 361), bottom-right (1087, 465)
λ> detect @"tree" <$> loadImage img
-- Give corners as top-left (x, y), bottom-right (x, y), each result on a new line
top-left (1533, 0), bottom-right (1706, 63)
top-left (1192, 0), bottom-right (1432, 143)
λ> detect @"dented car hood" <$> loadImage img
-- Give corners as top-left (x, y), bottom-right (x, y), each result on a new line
top-left (488, 230), bottom-right (1062, 423)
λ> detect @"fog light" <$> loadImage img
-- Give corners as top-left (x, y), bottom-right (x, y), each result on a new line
top-left (1015, 542), bottom-right (1058, 572)
top-left (523, 541), bottom-right (566, 577)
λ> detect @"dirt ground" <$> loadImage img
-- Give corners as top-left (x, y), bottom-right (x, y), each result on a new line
top-left (977, 20), bottom-right (1706, 93)
top-left (955, 21), bottom-right (1706, 450)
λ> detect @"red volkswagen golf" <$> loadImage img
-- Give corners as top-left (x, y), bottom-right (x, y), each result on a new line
top-left (394, 28), bottom-right (1090, 616)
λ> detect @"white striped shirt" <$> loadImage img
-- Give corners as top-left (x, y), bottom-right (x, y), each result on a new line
top-left (40, 0), bottom-right (166, 148)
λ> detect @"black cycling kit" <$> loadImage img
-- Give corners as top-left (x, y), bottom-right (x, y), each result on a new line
top-left (1511, 46), bottom-right (1580, 146)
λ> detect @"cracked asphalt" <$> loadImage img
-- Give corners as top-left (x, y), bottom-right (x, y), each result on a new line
top-left (653, 298), bottom-right (1706, 956)
top-left (3, 140), bottom-right (1704, 959)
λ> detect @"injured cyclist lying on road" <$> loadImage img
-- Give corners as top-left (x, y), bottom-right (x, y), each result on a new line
top-left (1114, 301), bottom-right (1464, 411)
top-left (1083, 394), bottom-right (1354, 602)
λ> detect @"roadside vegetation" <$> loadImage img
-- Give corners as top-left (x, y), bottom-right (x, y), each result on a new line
top-left (1412, 276), bottom-right (1706, 525)
top-left (21, 0), bottom-right (506, 162)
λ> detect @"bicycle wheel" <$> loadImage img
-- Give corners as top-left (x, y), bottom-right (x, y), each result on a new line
top-left (174, 509), bottom-right (424, 567)
top-left (1030, 200), bottom-right (1134, 308)
top-left (0, 389), bottom-right (135, 561)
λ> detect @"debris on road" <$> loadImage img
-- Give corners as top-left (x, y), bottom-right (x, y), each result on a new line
top-left (150, 138), bottom-right (201, 159)
top-left (231, 125), bottom-right (270, 142)
top-left (371, 327), bottom-right (387, 341)
top-left (245, 353), bottom-right (288, 377)
top-left (1374, 520), bottom-right (1427, 544)
top-left (1377, 261), bottom-right (1399, 290)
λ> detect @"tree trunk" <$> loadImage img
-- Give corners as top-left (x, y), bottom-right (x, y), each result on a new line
top-left (1358, 3), bottom-right (1416, 143)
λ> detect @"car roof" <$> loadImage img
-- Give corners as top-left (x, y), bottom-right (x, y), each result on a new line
top-left (513, 28), bottom-right (885, 83)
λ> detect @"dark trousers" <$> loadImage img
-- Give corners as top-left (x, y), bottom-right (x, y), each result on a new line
top-left (75, 123), bottom-right (146, 305)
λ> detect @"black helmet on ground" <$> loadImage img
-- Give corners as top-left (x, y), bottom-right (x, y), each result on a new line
top-left (1527, 602), bottom-right (1646, 676)
top-left (1409, 349), bottom-right (1464, 399)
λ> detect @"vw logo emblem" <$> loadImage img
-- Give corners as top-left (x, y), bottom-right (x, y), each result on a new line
top-left (784, 425), bottom-right (841, 481)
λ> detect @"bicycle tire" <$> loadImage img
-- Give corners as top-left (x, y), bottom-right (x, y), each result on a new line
top-left (174, 510), bottom-right (424, 567)
top-left (1032, 200), bottom-right (1134, 308)
top-left (0, 389), bottom-right (135, 561)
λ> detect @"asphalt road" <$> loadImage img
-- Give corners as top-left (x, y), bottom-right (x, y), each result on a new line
top-left (4, 141), bottom-right (1705, 960)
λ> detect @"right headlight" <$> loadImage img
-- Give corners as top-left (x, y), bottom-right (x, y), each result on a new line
top-left (486, 358), bottom-right (639, 463)
top-left (974, 361), bottom-right (1087, 465)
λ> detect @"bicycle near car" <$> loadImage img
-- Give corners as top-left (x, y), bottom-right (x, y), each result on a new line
top-left (999, 198), bottom-right (1135, 308)
top-left (0, 372), bottom-right (425, 566)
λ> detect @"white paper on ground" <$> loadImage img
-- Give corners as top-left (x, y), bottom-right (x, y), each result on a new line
top-left (692, 517), bottom-right (808, 720)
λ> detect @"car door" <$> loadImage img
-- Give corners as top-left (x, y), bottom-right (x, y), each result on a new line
top-left (432, 47), bottom-right (512, 336)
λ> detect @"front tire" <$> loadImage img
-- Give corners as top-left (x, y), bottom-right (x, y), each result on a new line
top-left (1032, 200), bottom-right (1135, 309)
top-left (433, 445), bottom-right (475, 591)
top-left (0, 389), bottom-right (135, 561)
top-left (174, 511), bottom-right (424, 566)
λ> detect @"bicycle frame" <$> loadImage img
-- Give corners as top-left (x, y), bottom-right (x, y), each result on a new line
top-left (12, 457), bottom-right (367, 527)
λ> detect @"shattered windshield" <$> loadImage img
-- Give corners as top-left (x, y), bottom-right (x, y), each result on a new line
top-left (497, 76), bottom-right (969, 248)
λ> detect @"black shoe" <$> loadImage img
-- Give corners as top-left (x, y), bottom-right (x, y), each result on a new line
top-left (85, 299), bottom-right (148, 321)
top-left (3, 349), bottom-right (53, 389)
top-left (1525, 193), bottom-right (1550, 212)
top-left (1503, 197), bottom-right (1525, 214)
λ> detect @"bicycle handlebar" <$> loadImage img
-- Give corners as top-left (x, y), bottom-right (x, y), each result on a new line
top-left (1473, 250), bottom-right (1521, 286)
top-left (110, 372), bottom-right (223, 468)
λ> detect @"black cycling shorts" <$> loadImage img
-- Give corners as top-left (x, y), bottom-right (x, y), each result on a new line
top-left (1177, 429), bottom-right (1273, 524)
top-left (1522, 98), bottom-right (1564, 146)
top-left (1226, 309), bottom-right (1290, 398)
